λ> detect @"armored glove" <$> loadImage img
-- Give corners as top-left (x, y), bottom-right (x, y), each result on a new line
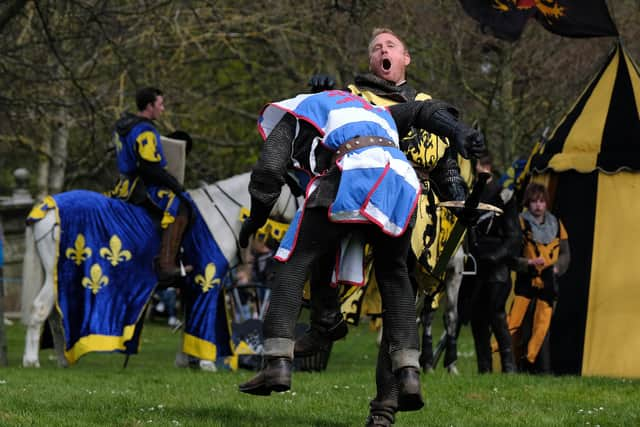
top-left (428, 109), bottom-right (486, 159)
top-left (238, 197), bottom-right (272, 248)
top-left (452, 206), bottom-right (482, 227)
top-left (452, 124), bottom-right (486, 160)
top-left (239, 217), bottom-right (264, 248)
top-left (308, 74), bottom-right (335, 93)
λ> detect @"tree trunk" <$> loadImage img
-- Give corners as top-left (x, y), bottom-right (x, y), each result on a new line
top-left (0, 266), bottom-right (8, 366)
top-left (49, 109), bottom-right (69, 194)
top-left (497, 46), bottom-right (515, 169)
top-left (36, 130), bottom-right (51, 201)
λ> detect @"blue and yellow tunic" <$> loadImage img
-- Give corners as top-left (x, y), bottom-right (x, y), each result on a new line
top-left (109, 113), bottom-right (181, 228)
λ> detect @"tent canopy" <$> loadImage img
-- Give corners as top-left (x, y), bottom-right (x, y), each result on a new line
top-left (526, 41), bottom-right (640, 378)
top-left (532, 41), bottom-right (640, 174)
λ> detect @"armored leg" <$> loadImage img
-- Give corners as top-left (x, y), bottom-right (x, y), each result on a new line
top-left (370, 227), bottom-right (422, 410)
top-left (489, 280), bottom-right (515, 373)
top-left (470, 279), bottom-right (492, 373)
top-left (240, 209), bottom-right (344, 395)
top-left (366, 337), bottom-right (398, 426)
top-left (294, 250), bottom-right (347, 357)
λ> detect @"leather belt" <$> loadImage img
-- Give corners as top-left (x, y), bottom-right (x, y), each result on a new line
top-left (332, 136), bottom-right (396, 162)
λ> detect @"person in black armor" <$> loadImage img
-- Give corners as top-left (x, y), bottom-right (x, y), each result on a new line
top-left (297, 28), bottom-right (481, 426)
top-left (236, 90), bottom-right (484, 423)
top-left (466, 153), bottom-right (520, 373)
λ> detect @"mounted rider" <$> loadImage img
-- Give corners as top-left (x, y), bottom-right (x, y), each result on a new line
top-left (108, 87), bottom-right (192, 282)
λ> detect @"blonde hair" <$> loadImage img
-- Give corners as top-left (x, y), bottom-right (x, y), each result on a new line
top-left (368, 27), bottom-right (408, 55)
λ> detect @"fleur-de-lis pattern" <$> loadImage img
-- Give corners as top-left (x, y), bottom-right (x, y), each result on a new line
top-left (81, 263), bottom-right (109, 294)
top-left (65, 234), bottom-right (92, 266)
top-left (194, 263), bottom-right (221, 293)
top-left (99, 234), bottom-right (132, 267)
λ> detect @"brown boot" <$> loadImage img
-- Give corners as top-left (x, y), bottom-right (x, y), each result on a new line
top-left (238, 357), bottom-right (292, 396)
top-left (156, 214), bottom-right (192, 283)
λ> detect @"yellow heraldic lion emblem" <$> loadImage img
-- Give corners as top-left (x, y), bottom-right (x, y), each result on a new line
top-left (82, 263), bottom-right (109, 294)
top-left (99, 235), bottom-right (132, 267)
top-left (493, 0), bottom-right (565, 20)
top-left (66, 234), bottom-right (92, 266)
top-left (136, 131), bottom-right (162, 162)
top-left (195, 263), bottom-right (221, 293)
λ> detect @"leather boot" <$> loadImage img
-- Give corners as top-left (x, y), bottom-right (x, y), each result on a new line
top-left (396, 367), bottom-right (424, 411)
top-left (238, 356), bottom-right (292, 396)
top-left (294, 312), bottom-right (348, 357)
top-left (156, 214), bottom-right (192, 284)
top-left (366, 399), bottom-right (396, 427)
top-left (492, 313), bottom-right (516, 373)
top-left (365, 415), bottom-right (393, 427)
top-left (472, 326), bottom-right (492, 373)
top-left (499, 347), bottom-right (517, 373)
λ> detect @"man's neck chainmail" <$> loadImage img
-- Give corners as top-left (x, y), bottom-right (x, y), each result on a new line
top-left (353, 73), bottom-right (418, 102)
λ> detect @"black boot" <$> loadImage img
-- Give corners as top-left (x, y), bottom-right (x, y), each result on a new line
top-left (396, 367), bottom-right (424, 411)
top-left (471, 326), bottom-right (492, 373)
top-left (238, 357), bottom-right (292, 396)
top-left (499, 347), bottom-right (517, 373)
top-left (492, 313), bottom-right (516, 373)
top-left (294, 312), bottom-right (348, 357)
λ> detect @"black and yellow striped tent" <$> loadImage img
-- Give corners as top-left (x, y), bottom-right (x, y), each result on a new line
top-left (529, 41), bottom-right (640, 378)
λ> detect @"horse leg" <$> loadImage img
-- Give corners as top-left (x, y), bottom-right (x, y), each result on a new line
top-left (48, 309), bottom-right (69, 368)
top-left (22, 280), bottom-right (55, 368)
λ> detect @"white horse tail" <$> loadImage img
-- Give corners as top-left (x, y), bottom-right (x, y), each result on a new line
top-left (21, 224), bottom-right (43, 325)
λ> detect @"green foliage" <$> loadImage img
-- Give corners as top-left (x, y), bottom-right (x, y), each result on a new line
top-left (1, 1), bottom-right (639, 194)
top-left (0, 320), bottom-right (639, 426)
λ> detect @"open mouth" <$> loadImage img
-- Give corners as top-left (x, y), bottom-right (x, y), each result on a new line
top-left (382, 59), bottom-right (391, 71)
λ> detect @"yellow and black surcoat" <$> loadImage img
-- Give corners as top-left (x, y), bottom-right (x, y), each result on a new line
top-left (515, 212), bottom-right (568, 303)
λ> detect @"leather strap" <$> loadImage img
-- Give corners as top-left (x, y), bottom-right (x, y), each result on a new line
top-left (332, 136), bottom-right (396, 162)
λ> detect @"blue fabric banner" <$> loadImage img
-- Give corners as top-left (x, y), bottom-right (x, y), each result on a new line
top-left (28, 190), bottom-right (231, 364)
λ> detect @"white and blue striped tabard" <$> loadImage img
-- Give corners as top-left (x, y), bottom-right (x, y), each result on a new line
top-left (258, 90), bottom-right (420, 262)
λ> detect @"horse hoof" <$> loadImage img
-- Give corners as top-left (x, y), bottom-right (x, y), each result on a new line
top-left (199, 360), bottom-right (217, 372)
top-left (22, 359), bottom-right (40, 368)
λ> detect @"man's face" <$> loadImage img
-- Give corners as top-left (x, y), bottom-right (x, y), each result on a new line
top-left (476, 161), bottom-right (491, 175)
top-left (528, 196), bottom-right (547, 218)
top-left (368, 32), bottom-right (410, 84)
top-left (148, 96), bottom-right (165, 120)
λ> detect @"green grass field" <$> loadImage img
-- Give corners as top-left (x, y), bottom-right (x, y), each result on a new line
top-left (0, 316), bottom-right (638, 427)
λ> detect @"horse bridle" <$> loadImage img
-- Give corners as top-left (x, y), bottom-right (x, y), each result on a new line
top-left (33, 221), bottom-right (60, 244)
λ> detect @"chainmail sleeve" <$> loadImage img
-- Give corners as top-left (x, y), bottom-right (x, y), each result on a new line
top-left (249, 113), bottom-right (297, 211)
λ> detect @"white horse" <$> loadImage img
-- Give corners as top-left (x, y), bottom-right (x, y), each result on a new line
top-left (21, 172), bottom-right (299, 368)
